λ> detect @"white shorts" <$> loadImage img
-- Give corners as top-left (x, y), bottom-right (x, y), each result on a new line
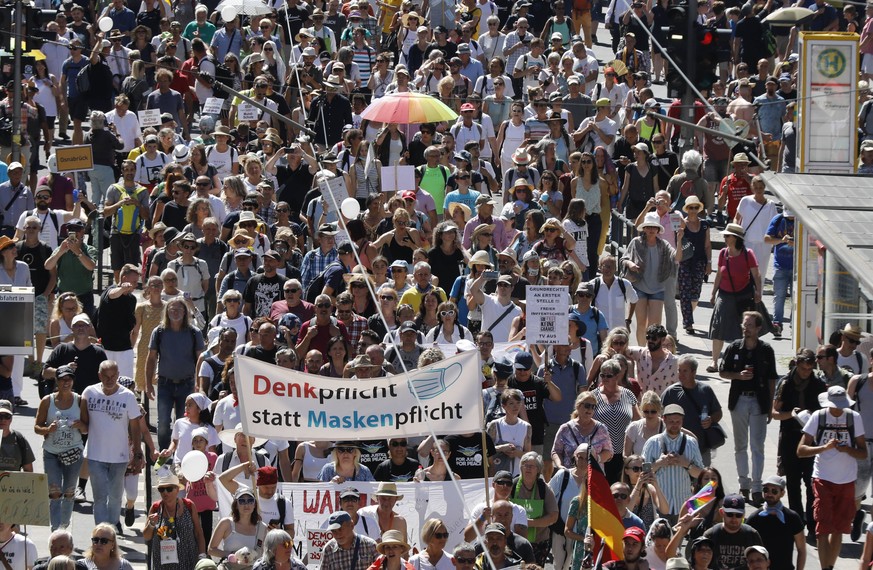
top-left (863, 53), bottom-right (873, 75)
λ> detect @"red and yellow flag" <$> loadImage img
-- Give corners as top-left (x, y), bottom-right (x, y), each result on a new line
top-left (588, 455), bottom-right (625, 561)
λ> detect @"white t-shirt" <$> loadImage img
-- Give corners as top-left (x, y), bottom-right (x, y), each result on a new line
top-left (171, 418), bottom-right (220, 463)
top-left (194, 57), bottom-right (216, 102)
top-left (481, 294), bottom-right (521, 343)
top-left (838, 350), bottom-right (869, 375)
top-left (562, 219), bottom-right (589, 269)
top-left (577, 116), bottom-right (618, 154)
top-left (135, 152), bottom-right (170, 185)
top-left (0, 534), bottom-right (37, 570)
top-left (260, 492), bottom-right (294, 527)
top-left (105, 109), bottom-right (141, 152)
top-left (206, 145), bottom-right (239, 178)
top-left (16, 209), bottom-right (66, 249)
top-left (83, 385), bottom-right (142, 463)
top-left (514, 53), bottom-right (546, 97)
top-left (590, 276), bottom-right (638, 337)
top-left (803, 408), bottom-right (865, 484)
top-left (468, 500), bottom-right (528, 529)
top-left (213, 394), bottom-right (240, 431)
top-left (736, 197), bottom-right (778, 243)
top-left (409, 549), bottom-right (457, 570)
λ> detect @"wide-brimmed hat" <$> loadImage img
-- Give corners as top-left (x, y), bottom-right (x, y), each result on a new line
top-left (0, 236), bottom-right (16, 252)
top-left (472, 223), bottom-right (495, 238)
top-left (295, 28), bottom-right (314, 42)
top-left (722, 223), bottom-right (745, 239)
top-left (512, 178), bottom-right (534, 193)
top-left (841, 322), bottom-right (863, 340)
top-left (511, 148), bottom-right (531, 165)
top-left (682, 195), bottom-right (703, 212)
top-left (468, 250), bottom-right (493, 269)
top-left (539, 218), bottom-right (562, 233)
top-left (218, 423), bottom-right (267, 449)
top-left (211, 125), bottom-right (232, 138)
top-left (401, 10), bottom-right (421, 27)
top-left (229, 232), bottom-right (255, 248)
top-left (328, 441), bottom-right (360, 452)
top-left (819, 385), bottom-right (855, 409)
top-left (374, 482), bottom-right (404, 500)
top-left (154, 473), bottom-right (183, 490)
top-left (732, 152), bottom-right (751, 164)
top-left (637, 212), bottom-right (663, 233)
top-left (324, 75), bottom-right (343, 89)
top-left (447, 202), bottom-right (472, 220)
top-left (377, 529), bottom-right (411, 554)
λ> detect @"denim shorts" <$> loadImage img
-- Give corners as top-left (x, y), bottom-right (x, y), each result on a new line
top-left (634, 288), bottom-right (665, 301)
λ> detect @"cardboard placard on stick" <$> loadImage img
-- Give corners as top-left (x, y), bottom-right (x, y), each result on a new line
top-left (318, 175), bottom-right (349, 214)
top-left (138, 109), bottom-right (162, 127)
top-left (202, 97), bottom-right (224, 116)
top-left (380, 165), bottom-right (415, 193)
top-left (55, 145), bottom-right (94, 173)
top-left (0, 472), bottom-right (49, 526)
top-left (238, 103), bottom-right (259, 122)
top-left (526, 285), bottom-right (569, 344)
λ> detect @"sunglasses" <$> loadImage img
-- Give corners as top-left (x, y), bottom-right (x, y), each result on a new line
top-left (440, 310), bottom-right (456, 317)
top-left (848, 338), bottom-right (861, 345)
top-left (642, 409), bottom-right (658, 415)
top-left (237, 496), bottom-right (256, 505)
top-left (627, 466), bottom-right (642, 472)
top-left (225, 298), bottom-right (241, 303)
top-left (576, 292), bottom-right (592, 298)
top-left (336, 447), bottom-right (355, 453)
top-left (494, 480), bottom-right (513, 486)
top-left (158, 486), bottom-right (177, 493)
top-left (277, 208), bottom-right (290, 213)
top-left (351, 282), bottom-right (366, 289)
top-left (724, 512), bottom-right (744, 518)
top-left (0, 414), bottom-right (11, 420)
top-left (599, 372), bottom-right (616, 378)
top-left (455, 558), bottom-right (476, 565)
top-left (182, 244), bottom-right (197, 250)
top-left (380, 295), bottom-right (397, 301)
top-left (390, 441), bottom-right (408, 447)
top-left (91, 537), bottom-right (112, 545)
top-left (580, 402), bottom-right (596, 410)
top-left (544, 228), bottom-right (559, 233)
top-left (285, 288), bottom-right (300, 294)
top-left (612, 493), bottom-right (628, 500)
top-left (195, 181), bottom-right (211, 186)
top-left (316, 302), bottom-right (332, 309)
top-left (434, 532), bottom-right (450, 539)
top-left (479, 232), bottom-right (492, 237)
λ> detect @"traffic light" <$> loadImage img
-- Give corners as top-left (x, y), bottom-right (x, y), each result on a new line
top-left (665, 2), bottom-right (688, 98)
top-left (694, 24), bottom-right (718, 91)
top-left (24, 7), bottom-right (57, 49)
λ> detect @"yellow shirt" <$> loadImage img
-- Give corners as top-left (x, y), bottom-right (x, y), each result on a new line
top-left (380, 0), bottom-right (403, 33)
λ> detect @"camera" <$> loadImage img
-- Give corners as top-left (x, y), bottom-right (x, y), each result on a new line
top-left (483, 270), bottom-right (499, 280)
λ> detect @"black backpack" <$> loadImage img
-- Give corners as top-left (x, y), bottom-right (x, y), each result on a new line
top-left (305, 261), bottom-right (344, 303)
top-left (206, 55), bottom-right (234, 100)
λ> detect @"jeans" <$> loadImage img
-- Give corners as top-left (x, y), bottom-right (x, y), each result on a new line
top-left (44, 449), bottom-right (84, 530)
top-left (89, 459), bottom-right (128, 525)
top-left (731, 394), bottom-right (767, 492)
top-left (158, 377), bottom-right (195, 450)
top-left (772, 266), bottom-right (792, 324)
top-left (89, 164), bottom-right (116, 207)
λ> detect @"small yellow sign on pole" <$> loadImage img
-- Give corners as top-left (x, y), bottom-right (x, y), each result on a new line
top-left (55, 144), bottom-right (94, 173)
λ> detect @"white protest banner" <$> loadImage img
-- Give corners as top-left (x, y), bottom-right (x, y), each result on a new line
top-left (525, 286), bottom-right (569, 344)
top-left (0, 472), bottom-right (49, 525)
top-left (380, 165), bottom-right (415, 193)
top-left (202, 97), bottom-right (224, 116)
top-left (238, 103), bottom-right (259, 122)
top-left (277, 480), bottom-right (488, 568)
top-left (317, 175), bottom-right (349, 214)
top-left (138, 109), bottom-right (161, 127)
top-left (492, 342), bottom-right (527, 362)
top-left (235, 350), bottom-right (484, 441)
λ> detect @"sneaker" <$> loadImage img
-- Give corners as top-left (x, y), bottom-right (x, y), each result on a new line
top-left (852, 509), bottom-right (865, 541)
top-left (115, 522), bottom-right (123, 536)
top-left (13, 396), bottom-right (28, 407)
top-left (124, 507), bottom-right (135, 527)
top-left (772, 323), bottom-right (783, 338)
top-left (74, 487), bottom-right (86, 503)
top-left (740, 488), bottom-right (750, 501)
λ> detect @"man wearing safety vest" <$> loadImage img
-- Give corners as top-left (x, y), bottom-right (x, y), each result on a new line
top-left (103, 159), bottom-right (150, 282)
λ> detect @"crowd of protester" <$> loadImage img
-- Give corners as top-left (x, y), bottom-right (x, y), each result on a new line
top-left (1, 0), bottom-right (872, 569)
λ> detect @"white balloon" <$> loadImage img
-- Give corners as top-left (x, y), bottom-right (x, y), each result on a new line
top-left (341, 198), bottom-right (361, 219)
top-left (180, 450), bottom-right (209, 482)
top-left (220, 5), bottom-right (238, 22)
top-left (98, 17), bottom-right (114, 32)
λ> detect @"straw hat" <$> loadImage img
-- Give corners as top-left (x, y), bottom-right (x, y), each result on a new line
top-left (472, 223), bottom-right (495, 239)
top-left (401, 10), bottom-right (421, 27)
top-left (229, 232), bottom-right (255, 248)
top-left (722, 223), bottom-right (746, 239)
top-left (511, 148), bottom-right (531, 165)
top-left (374, 481), bottom-right (405, 500)
top-left (682, 195), bottom-right (703, 212)
top-left (448, 202), bottom-right (472, 221)
top-left (376, 530), bottom-right (411, 555)
top-left (841, 323), bottom-right (863, 340)
top-left (732, 152), bottom-right (751, 164)
top-left (468, 250), bottom-right (494, 269)
top-left (154, 473), bottom-right (183, 490)
top-left (211, 125), bottom-right (232, 138)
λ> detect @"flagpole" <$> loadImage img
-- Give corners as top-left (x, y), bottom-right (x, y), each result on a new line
top-left (481, 431), bottom-right (491, 508)
top-left (592, 538), bottom-right (605, 570)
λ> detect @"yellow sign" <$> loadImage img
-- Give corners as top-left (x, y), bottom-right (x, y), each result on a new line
top-left (55, 145), bottom-right (94, 173)
top-left (0, 472), bottom-right (49, 526)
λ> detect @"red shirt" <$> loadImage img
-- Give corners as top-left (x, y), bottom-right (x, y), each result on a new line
top-left (720, 172), bottom-right (751, 219)
top-left (717, 247), bottom-right (758, 293)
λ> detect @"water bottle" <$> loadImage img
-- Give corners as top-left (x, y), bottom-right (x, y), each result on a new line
top-left (700, 405), bottom-right (709, 422)
top-left (72, 189), bottom-right (79, 203)
top-left (55, 411), bottom-right (68, 431)
top-left (155, 454), bottom-right (170, 468)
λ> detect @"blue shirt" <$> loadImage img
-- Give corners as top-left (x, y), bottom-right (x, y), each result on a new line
top-left (146, 89), bottom-right (185, 127)
top-left (210, 26), bottom-right (243, 62)
top-left (62, 56), bottom-right (88, 99)
top-left (443, 189), bottom-right (481, 213)
top-left (766, 213), bottom-right (794, 270)
top-left (570, 306), bottom-right (608, 352)
top-left (106, 6), bottom-right (136, 38)
top-left (753, 93), bottom-right (786, 141)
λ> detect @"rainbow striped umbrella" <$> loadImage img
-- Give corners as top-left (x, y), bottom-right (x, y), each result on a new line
top-left (359, 92), bottom-right (458, 125)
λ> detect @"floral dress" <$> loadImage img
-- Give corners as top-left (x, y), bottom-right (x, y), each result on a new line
top-left (149, 498), bottom-right (199, 570)
top-left (567, 495), bottom-right (589, 570)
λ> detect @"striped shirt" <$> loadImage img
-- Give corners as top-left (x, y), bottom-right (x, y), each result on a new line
top-left (593, 387), bottom-right (638, 452)
top-left (641, 432), bottom-right (703, 515)
top-left (352, 44), bottom-right (376, 83)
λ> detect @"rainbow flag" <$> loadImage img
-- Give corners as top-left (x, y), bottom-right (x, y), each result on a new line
top-left (588, 455), bottom-right (625, 561)
top-left (685, 481), bottom-right (719, 514)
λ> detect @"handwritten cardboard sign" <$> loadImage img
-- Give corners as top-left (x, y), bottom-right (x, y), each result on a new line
top-left (0, 472), bottom-right (49, 525)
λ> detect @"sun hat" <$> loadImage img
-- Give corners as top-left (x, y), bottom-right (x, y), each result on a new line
top-left (682, 195), bottom-right (703, 212)
top-left (229, 232), bottom-right (255, 248)
top-left (71, 313), bottom-right (91, 326)
top-left (511, 148), bottom-right (531, 165)
top-left (377, 529), bottom-right (411, 554)
top-left (721, 223), bottom-right (746, 239)
top-left (374, 482), bottom-right (404, 500)
top-left (468, 250), bottom-right (494, 269)
top-left (841, 323), bottom-right (863, 340)
top-left (732, 152), bottom-right (751, 164)
top-left (818, 385), bottom-right (855, 409)
top-left (218, 423), bottom-right (267, 449)
top-left (447, 202), bottom-right (472, 220)
top-left (637, 212), bottom-right (664, 233)
top-left (154, 473), bottom-right (183, 489)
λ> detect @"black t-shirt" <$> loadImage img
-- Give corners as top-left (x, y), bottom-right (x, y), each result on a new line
top-left (276, 163), bottom-right (315, 216)
top-left (734, 17), bottom-right (768, 66)
top-left (507, 376), bottom-right (550, 445)
top-left (373, 457), bottom-right (421, 482)
top-left (444, 432), bottom-right (497, 479)
top-left (427, 247), bottom-right (465, 298)
top-left (703, 523), bottom-right (762, 570)
top-left (46, 342), bottom-right (109, 394)
top-left (746, 507), bottom-right (804, 570)
top-left (96, 289), bottom-right (137, 351)
top-left (425, 41), bottom-right (457, 61)
top-left (16, 241), bottom-right (52, 293)
top-left (162, 201), bottom-right (190, 231)
top-left (243, 344), bottom-right (278, 364)
top-left (243, 273), bottom-right (289, 318)
top-left (357, 439), bottom-right (389, 474)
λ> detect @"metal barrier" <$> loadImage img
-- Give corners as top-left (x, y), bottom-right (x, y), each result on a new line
top-left (607, 209), bottom-right (639, 259)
